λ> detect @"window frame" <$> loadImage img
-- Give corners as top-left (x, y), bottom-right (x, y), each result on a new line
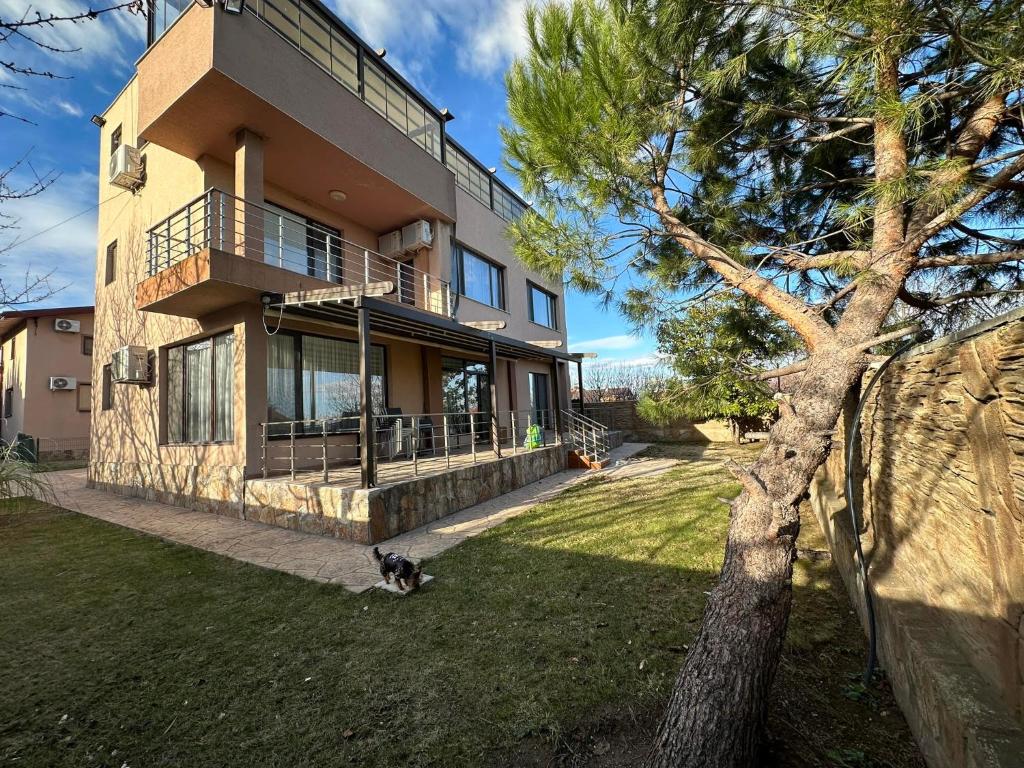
top-left (527, 282), bottom-right (559, 330)
top-left (104, 240), bottom-right (117, 285)
top-left (453, 243), bottom-right (505, 310)
top-left (3, 386), bottom-right (12, 418)
top-left (266, 330), bottom-right (389, 437)
top-left (164, 331), bottom-right (235, 445)
top-left (101, 365), bottom-right (113, 410)
top-left (110, 124), bottom-right (122, 156)
top-left (81, 335), bottom-right (93, 356)
top-left (263, 201), bottom-right (344, 284)
top-left (76, 383), bottom-right (92, 413)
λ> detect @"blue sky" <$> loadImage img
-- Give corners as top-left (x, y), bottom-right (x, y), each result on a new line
top-left (0, 0), bottom-right (658, 368)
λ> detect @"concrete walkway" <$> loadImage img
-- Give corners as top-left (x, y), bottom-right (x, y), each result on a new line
top-left (40, 442), bottom-right (671, 593)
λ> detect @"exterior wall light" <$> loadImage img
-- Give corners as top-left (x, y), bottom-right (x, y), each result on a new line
top-left (375, 48), bottom-right (386, 58)
top-left (90, 114), bottom-right (106, 127)
top-left (221, 0), bottom-right (246, 15)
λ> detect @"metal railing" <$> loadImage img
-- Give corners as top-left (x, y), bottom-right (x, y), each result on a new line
top-left (258, 408), bottom-right (560, 485)
top-left (147, 188), bottom-right (454, 318)
top-left (562, 408), bottom-right (610, 463)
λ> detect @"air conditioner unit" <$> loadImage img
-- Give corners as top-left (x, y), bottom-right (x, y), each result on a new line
top-left (111, 345), bottom-right (149, 384)
top-left (378, 230), bottom-right (403, 257)
top-left (49, 376), bottom-right (77, 391)
top-left (54, 318), bottom-right (81, 333)
top-left (402, 220), bottom-right (433, 252)
top-left (108, 144), bottom-right (144, 190)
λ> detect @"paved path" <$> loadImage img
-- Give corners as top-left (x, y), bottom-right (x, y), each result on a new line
top-left (40, 442), bottom-right (673, 593)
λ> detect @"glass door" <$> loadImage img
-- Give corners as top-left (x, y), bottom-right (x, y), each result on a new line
top-left (529, 372), bottom-right (550, 429)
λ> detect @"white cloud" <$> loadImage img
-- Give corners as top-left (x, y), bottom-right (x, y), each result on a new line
top-left (54, 99), bottom-right (83, 117)
top-left (0, 168), bottom-right (100, 307)
top-left (570, 334), bottom-right (642, 352)
top-left (327, 0), bottom-right (540, 81)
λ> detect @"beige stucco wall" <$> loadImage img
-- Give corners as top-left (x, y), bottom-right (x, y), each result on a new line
top-left (0, 312), bottom-right (94, 445)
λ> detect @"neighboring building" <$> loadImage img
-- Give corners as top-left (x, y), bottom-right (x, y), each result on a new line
top-left (0, 306), bottom-right (95, 459)
top-left (571, 387), bottom-right (636, 403)
top-left (89, 0), bottom-right (585, 537)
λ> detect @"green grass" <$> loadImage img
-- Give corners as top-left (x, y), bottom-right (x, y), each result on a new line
top-left (0, 443), bottom-right (922, 768)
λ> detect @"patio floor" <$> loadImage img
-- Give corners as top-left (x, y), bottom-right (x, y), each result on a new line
top-left (38, 443), bottom-right (658, 592)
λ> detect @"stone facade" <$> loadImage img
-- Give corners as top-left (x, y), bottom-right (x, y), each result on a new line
top-left (89, 461), bottom-right (246, 517)
top-left (579, 400), bottom-right (732, 443)
top-left (244, 445), bottom-right (568, 544)
top-left (809, 308), bottom-right (1024, 768)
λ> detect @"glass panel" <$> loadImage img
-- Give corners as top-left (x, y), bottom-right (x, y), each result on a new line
top-left (364, 61), bottom-right (387, 117)
top-left (213, 333), bottom-right (234, 442)
top-left (385, 79), bottom-right (408, 132)
top-left (263, 0), bottom-right (299, 45)
top-left (267, 334), bottom-right (297, 429)
top-left (185, 338), bottom-right (212, 443)
top-left (300, 336), bottom-right (385, 422)
top-left (460, 247), bottom-right (503, 309)
top-left (167, 345), bottom-right (183, 443)
top-left (331, 31), bottom-right (359, 93)
top-left (529, 285), bottom-right (556, 328)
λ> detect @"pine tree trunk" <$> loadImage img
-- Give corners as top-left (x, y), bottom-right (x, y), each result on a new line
top-left (647, 345), bottom-right (866, 768)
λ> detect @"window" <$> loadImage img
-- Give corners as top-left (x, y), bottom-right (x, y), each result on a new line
top-left (493, 184), bottom-right (527, 222)
top-left (442, 357), bottom-right (490, 436)
top-left (77, 383), bottom-right (91, 412)
top-left (166, 332), bottom-right (234, 443)
top-left (110, 124), bottom-right (122, 156)
top-left (101, 365), bottom-right (113, 410)
top-left (267, 332), bottom-right (386, 435)
top-left (3, 387), bottom-right (12, 418)
top-left (453, 244), bottom-right (504, 309)
top-left (529, 372), bottom-right (551, 427)
top-left (81, 335), bottom-right (93, 356)
top-left (528, 283), bottom-right (558, 329)
top-left (146, 0), bottom-right (190, 44)
top-left (263, 203), bottom-right (342, 283)
top-left (105, 241), bottom-right (117, 285)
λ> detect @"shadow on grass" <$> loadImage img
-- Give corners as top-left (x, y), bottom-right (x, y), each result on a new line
top-left (0, 453), bottom-right (921, 768)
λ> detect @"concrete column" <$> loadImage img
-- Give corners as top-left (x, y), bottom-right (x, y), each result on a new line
top-left (488, 340), bottom-right (500, 457)
top-left (358, 304), bottom-right (376, 488)
top-left (234, 128), bottom-right (264, 260)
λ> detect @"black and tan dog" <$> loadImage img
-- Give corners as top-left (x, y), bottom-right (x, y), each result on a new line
top-left (372, 547), bottom-right (423, 591)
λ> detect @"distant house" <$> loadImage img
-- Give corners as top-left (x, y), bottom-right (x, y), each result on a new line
top-left (571, 386), bottom-right (636, 403)
top-left (0, 306), bottom-right (94, 460)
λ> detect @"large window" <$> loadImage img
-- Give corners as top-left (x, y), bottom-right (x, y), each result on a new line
top-left (528, 283), bottom-right (558, 329)
top-left (263, 203), bottom-right (342, 283)
top-left (147, 0), bottom-right (190, 44)
top-left (267, 332), bottom-right (386, 434)
top-left (166, 332), bottom-right (234, 444)
top-left (453, 245), bottom-right (504, 309)
top-left (442, 357), bottom-right (490, 435)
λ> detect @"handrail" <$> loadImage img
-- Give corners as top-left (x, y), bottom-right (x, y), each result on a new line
top-left (561, 408), bottom-right (610, 462)
top-left (146, 188), bottom-right (454, 318)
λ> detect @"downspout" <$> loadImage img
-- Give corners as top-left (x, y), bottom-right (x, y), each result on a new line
top-left (846, 329), bottom-right (932, 686)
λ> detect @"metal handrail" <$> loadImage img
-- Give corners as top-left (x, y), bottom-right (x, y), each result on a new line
top-left (146, 188), bottom-right (454, 318)
top-left (561, 408), bottom-right (610, 461)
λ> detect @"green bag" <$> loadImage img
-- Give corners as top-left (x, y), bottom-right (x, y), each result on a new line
top-left (524, 423), bottom-right (543, 449)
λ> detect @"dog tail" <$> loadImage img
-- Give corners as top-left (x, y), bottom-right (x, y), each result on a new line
top-left (372, 546), bottom-right (382, 562)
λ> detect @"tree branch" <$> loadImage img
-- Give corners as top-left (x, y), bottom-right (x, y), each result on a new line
top-left (755, 324), bottom-right (922, 379)
top-left (914, 250), bottom-right (1024, 269)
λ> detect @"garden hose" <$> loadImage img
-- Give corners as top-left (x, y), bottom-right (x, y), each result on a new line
top-left (845, 328), bottom-right (933, 687)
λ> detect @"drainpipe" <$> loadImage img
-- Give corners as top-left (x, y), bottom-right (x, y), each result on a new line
top-left (846, 329), bottom-right (932, 685)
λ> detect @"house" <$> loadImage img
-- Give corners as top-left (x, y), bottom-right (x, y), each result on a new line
top-left (89, 0), bottom-right (605, 543)
top-left (0, 306), bottom-right (95, 461)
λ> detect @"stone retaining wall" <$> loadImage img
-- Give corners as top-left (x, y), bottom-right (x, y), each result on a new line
top-left (89, 461), bottom-right (245, 516)
top-left (809, 308), bottom-right (1024, 768)
top-left (244, 445), bottom-right (568, 544)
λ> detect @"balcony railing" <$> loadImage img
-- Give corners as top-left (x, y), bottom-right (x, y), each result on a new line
top-left (146, 189), bottom-right (454, 318)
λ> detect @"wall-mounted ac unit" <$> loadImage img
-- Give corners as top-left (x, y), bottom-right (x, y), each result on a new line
top-left (111, 345), bottom-right (149, 384)
top-left (54, 318), bottom-right (81, 333)
top-left (109, 144), bottom-right (144, 190)
top-left (378, 230), bottom-right (403, 257)
top-left (402, 220), bottom-right (432, 252)
top-left (49, 376), bottom-right (77, 391)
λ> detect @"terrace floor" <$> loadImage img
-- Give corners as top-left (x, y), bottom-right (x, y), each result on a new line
top-left (39, 443), bottom-right (653, 592)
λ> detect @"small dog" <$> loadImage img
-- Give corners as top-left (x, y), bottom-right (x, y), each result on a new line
top-left (373, 547), bottom-right (422, 591)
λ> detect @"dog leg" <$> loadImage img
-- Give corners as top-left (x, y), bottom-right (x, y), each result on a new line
top-left (396, 577), bottom-right (406, 592)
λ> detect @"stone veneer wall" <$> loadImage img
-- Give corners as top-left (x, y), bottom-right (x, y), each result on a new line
top-left (578, 400), bottom-right (731, 443)
top-left (244, 444), bottom-right (568, 544)
top-left (89, 461), bottom-right (246, 516)
top-left (809, 309), bottom-right (1024, 768)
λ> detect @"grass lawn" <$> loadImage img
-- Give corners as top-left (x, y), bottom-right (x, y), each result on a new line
top-left (0, 443), bottom-right (923, 768)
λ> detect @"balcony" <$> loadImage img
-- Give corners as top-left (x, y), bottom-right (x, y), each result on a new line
top-left (137, 189), bottom-right (453, 320)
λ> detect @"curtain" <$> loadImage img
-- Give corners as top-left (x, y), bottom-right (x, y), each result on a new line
top-left (185, 339), bottom-right (212, 442)
top-left (167, 345), bottom-right (184, 443)
top-left (300, 335), bottom-right (384, 420)
top-left (213, 333), bottom-right (234, 442)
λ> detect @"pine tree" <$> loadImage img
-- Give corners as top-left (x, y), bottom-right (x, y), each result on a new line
top-left (502, 1), bottom-right (1024, 765)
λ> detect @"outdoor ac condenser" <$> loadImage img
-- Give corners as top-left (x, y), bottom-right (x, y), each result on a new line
top-left (49, 376), bottom-right (77, 391)
top-left (111, 345), bottom-right (149, 384)
top-left (108, 144), bottom-right (144, 190)
top-left (378, 230), bottom-right (403, 257)
top-left (401, 220), bottom-right (433, 252)
top-left (54, 318), bottom-right (81, 333)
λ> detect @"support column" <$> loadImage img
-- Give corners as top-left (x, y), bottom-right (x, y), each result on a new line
top-left (576, 358), bottom-right (584, 412)
top-left (358, 303), bottom-right (376, 488)
top-left (488, 339), bottom-right (500, 457)
top-left (234, 128), bottom-right (264, 260)
top-left (552, 357), bottom-right (564, 437)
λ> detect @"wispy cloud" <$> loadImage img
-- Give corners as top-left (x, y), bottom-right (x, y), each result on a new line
top-left (570, 334), bottom-right (642, 352)
top-left (54, 99), bottom-right (83, 117)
